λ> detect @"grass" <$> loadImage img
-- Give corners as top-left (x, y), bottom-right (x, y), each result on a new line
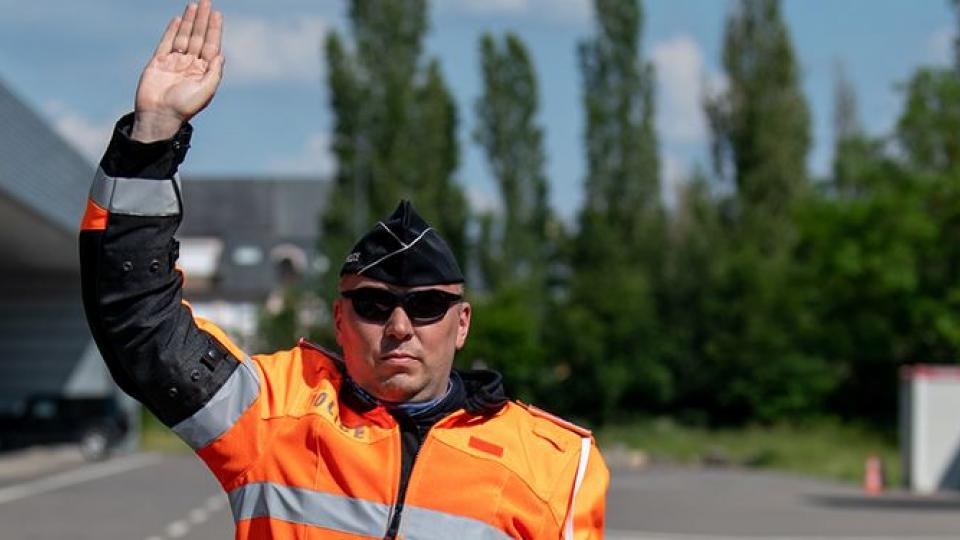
top-left (140, 409), bottom-right (191, 453)
top-left (598, 417), bottom-right (900, 485)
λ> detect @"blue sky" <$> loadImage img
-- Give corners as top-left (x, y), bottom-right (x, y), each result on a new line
top-left (0, 0), bottom-right (954, 221)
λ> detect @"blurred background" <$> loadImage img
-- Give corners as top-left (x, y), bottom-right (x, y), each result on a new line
top-left (4, 0), bottom-right (960, 538)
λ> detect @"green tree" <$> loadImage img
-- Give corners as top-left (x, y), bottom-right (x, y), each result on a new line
top-left (578, 0), bottom-right (660, 241)
top-left (659, 168), bottom-right (725, 422)
top-left (831, 61), bottom-right (880, 196)
top-left (473, 32), bottom-right (551, 292)
top-left (706, 0), bottom-right (811, 234)
top-left (563, 0), bottom-right (667, 421)
top-left (897, 68), bottom-right (960, 174)
top-left (321, 0), bottom-right (468, 296)
top-left (462, 32), bottom-right (556, 402)
top-left (790, 10), bottom-right (960, 424)
top-left (699, 0), bottom-right (834, 422)
top-left (260, 0), bottom-right (467, 348)
top-left (793, 159), bottom-right (940, 424)
top-left (952, 0), bottom-right (960, 72)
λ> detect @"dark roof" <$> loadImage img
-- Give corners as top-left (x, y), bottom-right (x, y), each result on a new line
top-left (179, 176), bottom-right (330, 300)
top-left (0, 78), bottom-right (94, 233)
top-left (180, 176), bottom-right (327, 237)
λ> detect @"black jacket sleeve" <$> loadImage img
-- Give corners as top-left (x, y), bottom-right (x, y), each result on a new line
top-left (79, 113), bottom-right (242, 428)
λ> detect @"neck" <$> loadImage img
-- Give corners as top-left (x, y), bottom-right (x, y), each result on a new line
top-left (383, 381), bottom-right (453, 414)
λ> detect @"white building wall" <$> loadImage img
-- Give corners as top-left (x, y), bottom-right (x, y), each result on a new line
top-left (903, 366), bottom-right (960, 493)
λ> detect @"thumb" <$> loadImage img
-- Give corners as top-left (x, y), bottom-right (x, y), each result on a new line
top-left (200, 54), bottom-right (225, 94)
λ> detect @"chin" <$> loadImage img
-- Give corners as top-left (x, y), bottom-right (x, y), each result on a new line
top-left (377, 375), bottom-right (424, 402)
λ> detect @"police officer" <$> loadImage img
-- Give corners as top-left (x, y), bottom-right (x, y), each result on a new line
top-left (79, 1), bottom-right (608, 538)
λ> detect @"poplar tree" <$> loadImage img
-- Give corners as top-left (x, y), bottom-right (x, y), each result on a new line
top-left (257, 1), bottom-right (467, 348)
top-left (463, 33), bottom-right (554, 402)
top-left (560, 0), bottom-right (667, 420)
top-left (952, 0), bottom-right (960, 73)
top-left (831, 62), bottom-right (878, 196)
top-left (321, 0), bottom-right (468, 297)
top-left (578, 0), bottom-right (660, 252)
top-left (473, 32), bottom-right (551, 291)
top-left (705, 0), bottom-right (810, 235)
top-left (701, 0), bottom-right (833, 422)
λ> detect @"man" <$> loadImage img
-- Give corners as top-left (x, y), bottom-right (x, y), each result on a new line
top-left (79, 1), bottom-right (608, 538)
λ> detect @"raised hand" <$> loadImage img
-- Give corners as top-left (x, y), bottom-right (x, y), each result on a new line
top-left (132, 0), bottom-right (225, 142)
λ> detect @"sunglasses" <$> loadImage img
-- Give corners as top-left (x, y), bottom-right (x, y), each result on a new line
top-left (341, 287), bottom-right (463, 324)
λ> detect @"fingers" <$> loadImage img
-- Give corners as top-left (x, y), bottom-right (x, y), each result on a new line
top-left (154, 16), bottom-right (181, 57)
top-left (173, 3), bottom-right (198, 54)
top-left (200, 10), bottom-right (223, 62)
top-left (188, 0), bottom-right (212, 57)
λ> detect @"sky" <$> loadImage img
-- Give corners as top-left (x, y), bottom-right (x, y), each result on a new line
top-left (0, 0), bottom-right (955, 221)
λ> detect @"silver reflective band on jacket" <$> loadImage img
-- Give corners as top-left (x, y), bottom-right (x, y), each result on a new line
top-left (228, 482), bottom-right (514, 540)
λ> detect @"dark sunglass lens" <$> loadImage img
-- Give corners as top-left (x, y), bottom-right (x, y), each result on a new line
top-left (405, 291), bottom-right (458, 321)
top-left (346, 289), bottom-right (397, 322)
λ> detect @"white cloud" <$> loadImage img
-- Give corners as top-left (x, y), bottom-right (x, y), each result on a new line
top-left (268, 132), bottom-right (336, 177)
top-left (467, 185), bottom-right (502, 215)
top-left (927, 26), bottom-right (954, 65)
top-left (44, 101), bottom-right (113, 162)
top-left (651, 35), bottom-right (712, 144)
top-left (437, 0), bottom-right (591, 25)
top-left (223, 16), bottom-right (328, 83)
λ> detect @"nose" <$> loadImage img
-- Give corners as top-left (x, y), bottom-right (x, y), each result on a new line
top-left (383, 305), bottom-right (414, 341)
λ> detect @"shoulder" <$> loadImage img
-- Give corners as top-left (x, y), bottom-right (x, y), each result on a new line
top-left (296, 339), bottom-right (344, 372)
top-left (495, 401), bottom-right (593, 453)
top-left (474, 401), bottom-right (595, 470)
top-left (515, 402), bottom-right (593, 439)
top-left (246, 340), bottom-right (346, 417)
top-left (251, 339), bottom-right (343, 386)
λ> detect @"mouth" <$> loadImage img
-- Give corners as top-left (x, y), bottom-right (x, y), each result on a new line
top-left (380, 352), bottom-right (419, 364)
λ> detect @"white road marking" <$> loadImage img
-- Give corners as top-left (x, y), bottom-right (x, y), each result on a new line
top-left (606, 532), bottom-right (960, 540)
top-left (165, 519), bottom-right (190, 538)
top-left (142, 492), bottom-right (227, 540)
top-left (0, 453), bottom-right (162, 505)
top-left (187, 507), bottom-right (208, 525)
top-left (205, 494), bottom-right (225, 512)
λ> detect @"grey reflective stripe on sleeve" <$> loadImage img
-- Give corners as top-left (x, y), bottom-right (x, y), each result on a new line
top-left (89, 167), bottom-right (181, 216)
top-left (399, 505), bottom-right (513, 540)
top-left (228, 482), bottom-right (390, 538)
top-left (172, 359), bottom-right (260, 450)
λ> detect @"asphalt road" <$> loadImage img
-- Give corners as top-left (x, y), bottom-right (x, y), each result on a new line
top-left (0, 448), bottom-right (231, 540)
top-left (1, 447), bottom-right (960, 539)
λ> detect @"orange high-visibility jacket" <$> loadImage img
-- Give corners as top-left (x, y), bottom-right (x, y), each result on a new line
top-left (79, 114), bottom-right (609, 539)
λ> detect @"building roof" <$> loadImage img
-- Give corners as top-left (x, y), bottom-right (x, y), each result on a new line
top-left (0, 78), bottom-right (95, 271)
top-left (0, 78), bottom-right (93, 234)
top-left (179, 176), bottom-right (329, 300)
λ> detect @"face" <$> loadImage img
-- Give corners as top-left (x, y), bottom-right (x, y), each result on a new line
top-left (334, 274), bottom-right (471, 403)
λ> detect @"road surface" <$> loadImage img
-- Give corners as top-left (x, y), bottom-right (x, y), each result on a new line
top-left (1, 447), bottom-right (959, 539)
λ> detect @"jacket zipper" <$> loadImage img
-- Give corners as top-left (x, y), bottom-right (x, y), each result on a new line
top-left (384, 414), bottom-right (427, 539)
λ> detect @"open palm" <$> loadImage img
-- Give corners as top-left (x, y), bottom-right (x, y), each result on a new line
top-left (134, 0), bottom-right (224, 140)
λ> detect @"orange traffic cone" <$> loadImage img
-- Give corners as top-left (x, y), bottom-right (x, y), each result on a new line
top-left (864, 455), bottom-right (884, 495)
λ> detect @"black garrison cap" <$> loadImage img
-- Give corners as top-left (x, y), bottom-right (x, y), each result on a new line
top-left (339, 200), bottom-right (464, 286)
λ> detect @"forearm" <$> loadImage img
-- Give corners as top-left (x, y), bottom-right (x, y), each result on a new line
top-left (80, 113), bottom-right (239, 428)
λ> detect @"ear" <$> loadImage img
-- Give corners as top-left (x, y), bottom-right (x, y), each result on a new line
top-left (454, 301), bottom-right (471, 350)
top-left (333, 298), bottom-right (345, 347)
